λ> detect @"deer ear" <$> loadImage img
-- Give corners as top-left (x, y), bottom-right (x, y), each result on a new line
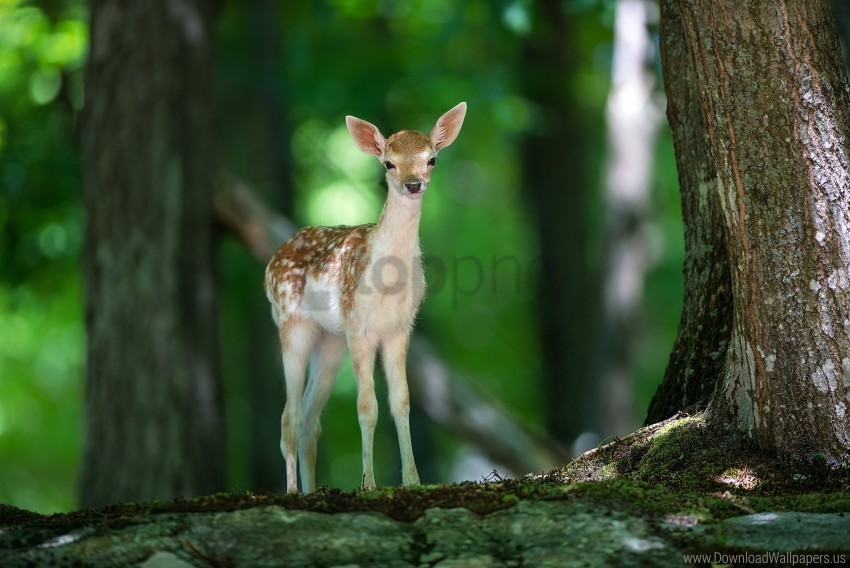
top-left (430, 102), bottom-right (467, 151)
top-left (346, 116), bottom-right (386, 157)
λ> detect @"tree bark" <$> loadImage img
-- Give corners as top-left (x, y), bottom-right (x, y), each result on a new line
top-left (81, 0), bottom-right (225, 506)
top-left (645, 0), bottom-right (734, 424)
top-left (663, 0), bottom-right (850, 461)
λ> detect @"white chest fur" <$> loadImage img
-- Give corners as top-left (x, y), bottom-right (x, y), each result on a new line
top-left (350, 235), bottom-right (426, 340)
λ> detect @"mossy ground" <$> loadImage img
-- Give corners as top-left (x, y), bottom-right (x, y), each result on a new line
top-left (3, 412), bottom-right (849, 532)
top-left (548, 411), bottom-right (850, 522)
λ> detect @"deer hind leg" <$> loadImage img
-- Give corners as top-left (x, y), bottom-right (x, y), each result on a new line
top-left (279, 318), bottom-right (317, 493)
top-left (381, 332), bottom-right (420, 486)
top-left (299, 332), bottom-right (346, 493)
top-left (347, 334), bottom-right (378, 490)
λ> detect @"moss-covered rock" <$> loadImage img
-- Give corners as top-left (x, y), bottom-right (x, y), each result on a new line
top-left (3, 414), bottom-right (849, 566)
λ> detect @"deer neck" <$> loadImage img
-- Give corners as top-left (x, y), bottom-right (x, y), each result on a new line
top-left (372, 189), bottom-right (423, 261)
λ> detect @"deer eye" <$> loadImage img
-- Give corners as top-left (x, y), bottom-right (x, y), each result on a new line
top-left (384, 161), bottom-right (395, 170)
top-left (427, 157), bottom-right (437, 167)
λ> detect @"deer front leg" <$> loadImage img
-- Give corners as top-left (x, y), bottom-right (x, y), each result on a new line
top-left (381, 332), bottom-right (420, 486)
top-left (348, 334), bottom-right (378, 491)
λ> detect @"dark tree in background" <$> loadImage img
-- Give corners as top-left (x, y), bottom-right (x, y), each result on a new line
top-left (651, 0), bottom-right (850, 461)
top-left (244, 0), bottom-right (291, 494)
top-left (521, 0), bottom-right (601, 451)
top-left (81, 0), bottom-right (225, 506)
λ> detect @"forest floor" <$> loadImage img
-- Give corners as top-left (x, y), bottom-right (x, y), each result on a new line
top-left (2, 413), bottom-right (850, 567)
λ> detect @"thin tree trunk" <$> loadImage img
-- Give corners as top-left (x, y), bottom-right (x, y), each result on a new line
top-left (674, 0), bottom-right (850, 461)
top-left (521, 0), bottom-right (600, 449)
top-left (81, 0), bottom-right (225, 506)
top-left (645, 0), bottom-right (733, 424)
top-left (598, 0), bottom-right (663, 437)
top-left (246, 0), bottom-right (292, 493)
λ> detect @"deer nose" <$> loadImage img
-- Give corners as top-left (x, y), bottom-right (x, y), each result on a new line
top-left (404, 180), bottom-right (422, 193)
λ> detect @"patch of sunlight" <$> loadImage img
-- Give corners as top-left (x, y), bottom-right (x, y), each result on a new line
top-left (663, 514), bottom-right (699, 527)
top-left (745, 512), bottom-right (779, 525)
top-left (36, 20), bottom-right (87, 67)
top-left (1, 6), bottom-right (49, 48)
top-left (715, 466), bottom-right (760, 491)
top-left (306, 180), bottom-right (380, 227)
top-left (502, 0), bottom-right (532, 36)
top-left (622, 536), bottom-right (665, 552)
top-left (0, 3), bottom-right (86, 65)
top-left (28, 65), bottom-right (61, 105)
top-left (38, 222), bottom-right (67, 258)
top-left (650, 413), bottom-right (702, 440)
top-left (39, 533), bottom-right (81, 549)
top-left (326, 124), bottom-right (377, 180)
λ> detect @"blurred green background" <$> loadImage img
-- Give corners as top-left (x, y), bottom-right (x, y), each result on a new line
top-left (0, 0), bottom-right (683, 513)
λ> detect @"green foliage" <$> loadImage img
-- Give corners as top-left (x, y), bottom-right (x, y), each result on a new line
top-left (0, 0), bottom-right (86, 513)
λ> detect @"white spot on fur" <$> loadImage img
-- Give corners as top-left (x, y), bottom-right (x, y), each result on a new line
top-left (809, 279), bottom-right (819, 292)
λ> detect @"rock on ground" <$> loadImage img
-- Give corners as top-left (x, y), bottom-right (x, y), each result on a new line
top-left (3, 500), bottom-right (849, 567)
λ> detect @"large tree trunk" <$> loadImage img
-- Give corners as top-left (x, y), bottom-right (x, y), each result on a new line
top-left (657, 0), bottom-right (850, 462)
top-left (81, 0), bottom-right (225, 506)
top-left (645, 0), bottom-right (733, 424)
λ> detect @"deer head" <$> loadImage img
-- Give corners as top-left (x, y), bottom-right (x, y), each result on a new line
top-left (345, 102), bottom-right (467, 199)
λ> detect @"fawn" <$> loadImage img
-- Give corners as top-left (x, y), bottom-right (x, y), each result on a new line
top-left (265, 103), bottom-right (467, 493)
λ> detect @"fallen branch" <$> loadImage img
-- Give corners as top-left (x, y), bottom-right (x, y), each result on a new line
top-left (213, 174), bottom-right (567, 475)
top-left (213, 173), bottom-right (297, 262)
top-left (407, 338), bottom-right (568, 474)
